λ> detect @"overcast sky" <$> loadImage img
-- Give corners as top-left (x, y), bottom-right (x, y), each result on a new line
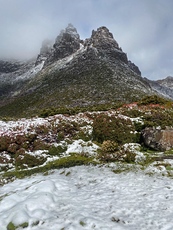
top-left (0, 0), bottom-right (173, 80)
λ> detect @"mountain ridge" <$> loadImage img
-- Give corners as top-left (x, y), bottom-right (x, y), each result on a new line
top-left (0, 24), bottom-right (163, 117)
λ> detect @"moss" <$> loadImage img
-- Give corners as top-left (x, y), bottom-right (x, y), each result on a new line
top-left (15, 153), bottom-right (46, 169)
top-left (79, 220), bottom-right (86, 226)
top-left (48, 145), bottom-right (67, 156)
top-left (48, 154), bottom-right (94, 169)
top-left (7, 222), bottom-right (15, 230)
top-left (2, 154), bottom-right (95, 181)
top-left (164, 148), bottom-right (173, 155)
top-left (7, 222), bottom-right (28, 230)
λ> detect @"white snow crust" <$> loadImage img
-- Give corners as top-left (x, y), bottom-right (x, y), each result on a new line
top-left (1, 166), bottom-right (173, 230)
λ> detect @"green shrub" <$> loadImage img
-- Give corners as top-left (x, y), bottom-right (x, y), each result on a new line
top-left (49, 154), bottom-right (93, 169)
top-left (7, 222), bottom-right (15, 230)
top-left (48, 145), bottom-right (67, 156)
top-left (143, 110), bottom-right (173, 129)
top-left (15, 153), bottom-right (46, 169)
top-left (56, 121), bottom-right (80, 141)
top-left (7, 222), bottom-right (28, 230)
top-left (138, 95), bottom-right (168, 105)
top-left (98, 140), bottom-right (121, 162)
top-left (2, 154), bottom-right (95, 181)
top-left (101, 140), bottom-right (119, 153)
top-left (92, 114), bottom-right (135, 144)
top-left (121, 109), bottom-right (143, 118)
top-left (98, 140), bottom-right (136, 163)
top-left (122, 149), bottom-right (136, 163)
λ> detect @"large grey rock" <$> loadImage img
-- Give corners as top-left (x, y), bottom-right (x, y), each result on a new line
top-left (141, 127), bottom-right (173, 151)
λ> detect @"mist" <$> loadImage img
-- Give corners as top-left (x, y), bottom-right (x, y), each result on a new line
top-left (0, 0), bottom-right (173, 80)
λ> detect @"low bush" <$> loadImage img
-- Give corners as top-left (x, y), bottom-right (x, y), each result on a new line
top-left (48, 145), bottom-right (67, 156)
top-left (48, 154), bottom-right (93, 169)
top-left (56, 121), bottom-right (80, 141)
top-left (98, 140), bottom-right (136, 163)
top-left (138, 95), bottom-right (168, 105)
top-left (143, 110), bottom-right (173, 129)
top-left (2, 154), bottom-right (95, 181)
top-left (98, 140), bottom-right (120, 162)
top-left (15, 153), bottom-right (46, 169)
top-left (92, 114), bottom-right (136, 144)
top-left (7, 222), bottom-right (28, 230)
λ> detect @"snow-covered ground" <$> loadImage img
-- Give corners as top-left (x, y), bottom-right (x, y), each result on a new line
top-left (1, 165), bottom-right (173, 230)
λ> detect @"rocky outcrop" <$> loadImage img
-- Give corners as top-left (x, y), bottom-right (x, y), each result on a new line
top-left (0, 60), bottom-right (24, 73)
top-left (84, 26), bottom-right (128, 64)
top-left (141, 127), bottom-right (173, 151)
top-left (44, 24), bottom-right (81, 66)
top-left (0, 24), bottom-right (154, 117)
top-left (146, 76), bottom-right (173, 100)
top-left (35, 39), bottom-right (53, 66)
top-left (157, 76), bottom-right (173, 89)
top-left (128, 60), bottom-right (141, 76)
top-left (42, 25), bottom-right (129, 68)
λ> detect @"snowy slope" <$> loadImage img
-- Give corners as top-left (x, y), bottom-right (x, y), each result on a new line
top-left (1, 165), bottom-right (173, 230)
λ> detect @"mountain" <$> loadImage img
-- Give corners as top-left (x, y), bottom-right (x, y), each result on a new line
top-left (146, 76), bottom-right (173, 100)
top-left (0, 24), bottom-right (154, 118)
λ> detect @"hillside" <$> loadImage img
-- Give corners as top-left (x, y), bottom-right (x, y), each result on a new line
top-left (146, 76), bottom-right (173, 100)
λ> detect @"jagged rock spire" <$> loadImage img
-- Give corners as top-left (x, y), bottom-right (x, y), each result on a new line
top-left (84, 26), bottom-right (128, 64)
top-left (53, 23), bottom-right (80, 55)
top-left (91, 26), bottom-right (119, 49)
top-left (37, 24), bottom-right (138, 72)
top-left (44, 24), bottom-right (80, 66)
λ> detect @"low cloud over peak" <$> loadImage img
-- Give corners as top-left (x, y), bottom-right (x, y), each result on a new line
top-left (0, 0), bottom-right (173, 80)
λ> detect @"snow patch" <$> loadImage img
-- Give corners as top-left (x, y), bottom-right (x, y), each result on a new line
top-left (66, 139), bottom-right (99, 156)
top-left (1, 166), bottom-right (173, 229)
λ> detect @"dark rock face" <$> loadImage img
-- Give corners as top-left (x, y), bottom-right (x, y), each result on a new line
top-left (157, 76), bottom-right (173, 89)
top-left (146, 76), bottom-right (173, 100)
top-left (128, 61), bottom-right (141, 76)
top-left (45, 24), bottom-right (80, 66)
top-left (84, 26), bottom-right (128, 64)
top-left (35, 39), bottom-right (53, 66)
top-left (0, 60), bottom-right (23, 73)
top-left (142, 127), bottom-right (173, 151)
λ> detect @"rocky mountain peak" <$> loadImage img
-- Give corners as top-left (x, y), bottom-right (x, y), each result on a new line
top-left (83, 26), bottom-right (128, 64)
top-left (44, 24), bottom-right (80, 66)
top-left (35, 39), bottom-right (53, 66)
top-left (156, 76), bottom-right (173, 88)
top-left (40, 39), bottom-right (53, 55)
top-left (55, 23), bottom-right (80, 45)
top-left (0, 23), bottom-right (155, 117)
top-left (90, 26), bottom-right (119, 49)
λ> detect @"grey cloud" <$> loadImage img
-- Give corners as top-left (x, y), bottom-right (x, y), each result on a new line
top-left (0, 0), bottom-right (173, 80)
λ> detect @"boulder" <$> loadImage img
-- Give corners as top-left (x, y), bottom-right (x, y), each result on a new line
top-left (141, 127), bottom-right (173, 151)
